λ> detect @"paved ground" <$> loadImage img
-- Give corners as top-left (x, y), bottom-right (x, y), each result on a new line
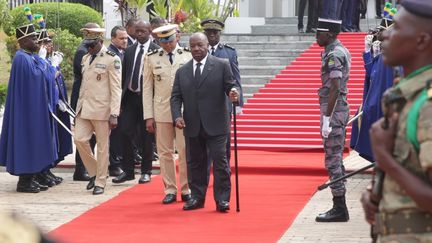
top-left (0, 150), bottom-right (373, 242)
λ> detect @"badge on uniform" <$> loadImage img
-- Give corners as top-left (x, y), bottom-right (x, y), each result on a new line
top-left (114, 60), bottom-right (121, 70)
top-left (97, 74), bottom-right (101, 81)
top-left (156, 75), bottom-right (161, 81)
top-left (95, 63), bottom-right (107, 69)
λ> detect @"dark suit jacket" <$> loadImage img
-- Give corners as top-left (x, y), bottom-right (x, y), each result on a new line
top-left (170, 55), bottom-right (237, 137)
top-left (70, 41), bottom-right (88, 110)
top-left (108, 43), bottom-right (124, 61)
top-left (121, 41), bottom-right (159, 99)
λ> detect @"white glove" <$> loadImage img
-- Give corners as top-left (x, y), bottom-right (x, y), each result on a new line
top-left (38, 46), bottom-right (47, 59)
top-left (235, 106), bottom-right (242, 115)
top-left (58, 100), bottom-right (67, 112)
top-left (321, 115), bottom-right (332, 138)
top-left (51, 51), bottom-right (64, 67)
top-left (364, 35), bottom-right (373, 52)
top-left (372, 41), bottom-right (381, 58)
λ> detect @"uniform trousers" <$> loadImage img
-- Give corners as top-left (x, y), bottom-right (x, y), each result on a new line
top-left (156, 122), bottom-right (189, 195)
top-left (74, 115), bottom-right (110, 188)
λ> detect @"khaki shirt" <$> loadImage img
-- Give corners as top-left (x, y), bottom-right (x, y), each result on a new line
top-left (76, 45), bottom-right (122, 120)
top-left (142, 46), bottom-right (192, 122)
top-left (379, 68), bottom-right (432, 241)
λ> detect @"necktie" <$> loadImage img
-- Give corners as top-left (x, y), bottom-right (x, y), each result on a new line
top-left (195, 62), bottom-right (202, 83)
top-left (89, 54), bottom-right (97, 64)
top-left (131, 45), bottom-right (144, 91)
top-left (168, 52), bottom-right (173, 64)
top-left (211, 47), bottom-right (215, 55)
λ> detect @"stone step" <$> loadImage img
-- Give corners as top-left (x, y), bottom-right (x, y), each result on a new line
top-left (240, 65), bottom-right (285, 76)
top-left (228, 41), bottom-right (312, 50)
top-left (251, 24), bottom-right (299, 35)
top-left (238, 56), bottom-right (296, 66)
top-left (222, 34), bottom-right (316, 42)
top-left (242, 84), bottom-right (265, 95)
top-left (241, 75), bottom-right (273, 85)
top-left (237, 49), bottom-right (304, 57)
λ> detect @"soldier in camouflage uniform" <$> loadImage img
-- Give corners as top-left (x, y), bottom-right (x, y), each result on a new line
top-left (361, 1), bottom-right (432, 241)
top-left (315, 18), bottom-right (351, 222)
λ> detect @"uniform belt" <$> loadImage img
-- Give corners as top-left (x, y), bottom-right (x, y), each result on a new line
top-left (375, 211), bottom-right (432, 236)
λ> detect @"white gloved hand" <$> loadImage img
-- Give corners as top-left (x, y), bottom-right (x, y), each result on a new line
top-left (38, 46), bottom-right (47, 59)
top-left (51, 51), bottom-right (64, 67)
top-left (235, 106), bottom-right (242, 115)
top-left (372, 41), bottom-right (381, 58)
top-left (58, 100), bottom-right (67, 112)
top-left (364, 35), bottom-right (374, 52)
top-left (321, 115), bottom-right (332, 138)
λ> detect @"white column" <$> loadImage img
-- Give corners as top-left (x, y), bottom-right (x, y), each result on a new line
top-left (239, 0), bottom-right (250, 17)
top-left (265, 0), bottom-right (273, 17)
top-left (281, 0), bottom-right (295, 17)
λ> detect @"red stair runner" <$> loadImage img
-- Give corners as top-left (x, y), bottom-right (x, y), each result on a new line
top-left (233, 33), bottom-right (366, 151)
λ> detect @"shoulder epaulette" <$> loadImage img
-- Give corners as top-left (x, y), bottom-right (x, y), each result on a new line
top-left (106, 50), bottom-right (116, 57)
top-left (223, 44), bottom-right (235, 50)
top-left (147, 49), bottom-right (159, 56)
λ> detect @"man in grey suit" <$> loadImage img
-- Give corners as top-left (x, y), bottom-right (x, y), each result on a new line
top-left (170, 33), bottom-right (240, 212)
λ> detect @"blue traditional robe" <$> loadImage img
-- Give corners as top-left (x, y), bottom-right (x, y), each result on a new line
top-left (0, 50), bottom-right (58, 175)
top-left (350, 52), bottom-right (394, 162)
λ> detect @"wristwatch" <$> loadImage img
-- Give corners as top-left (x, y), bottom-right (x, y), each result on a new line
top-left (110, 114), bottom-right (118, 118)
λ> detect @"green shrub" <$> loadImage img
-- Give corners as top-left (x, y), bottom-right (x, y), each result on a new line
top-left (4, 2), bottom-right (102, 37)
top-left (5, 28), bottom-right (82, 88)
top-left (0, 83), bottom-right (7, 108)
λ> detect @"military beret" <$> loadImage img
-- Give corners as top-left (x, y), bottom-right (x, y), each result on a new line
top-left (201, 19), bottom-right (224, 31)
top-left (401, 0), bottom-right (432, 19)
top-left (16, 24), bottom-right (37, 41)
top-left (152, 24), bottom-right (178, 43)
top-left (317, 18), bottom-right (342, 34)
top-left (80, 26), bottom-right (105, 44)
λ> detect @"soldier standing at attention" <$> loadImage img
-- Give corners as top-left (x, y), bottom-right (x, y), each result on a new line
top-left (143, 24), bottom-right (191, 204)
top-left (74, 27), bottom-right (122, 195)
top-left (315, 18), bottom-right (351, 222)
top-left (361, 0), bottom-right (432, 241)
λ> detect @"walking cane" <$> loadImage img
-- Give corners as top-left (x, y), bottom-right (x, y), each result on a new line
top-left (231, 88), bottom-right (240, 212)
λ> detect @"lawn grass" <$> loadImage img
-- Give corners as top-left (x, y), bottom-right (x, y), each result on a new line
top-left (0, 30), bottom-right (11, 84)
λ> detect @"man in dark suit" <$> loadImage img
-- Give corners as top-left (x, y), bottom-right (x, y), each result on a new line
top-left (170, 33), bottom-right (240, 212)
top-left (125, 18), bottom-right (138, 47)
top-left (107, 25), bottom-right (128, 177)
top-left (70, 22), bottom-right (100, 182)
top-left (112, 20), bottom-right (159, 184)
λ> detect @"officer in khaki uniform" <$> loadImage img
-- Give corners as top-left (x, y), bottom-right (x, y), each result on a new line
top-left (361, 0), bottom-right (432, 242)
top-left (74, 27), bottom-right (122, 195)
top-left (143, 24), bottom-right (191, 204)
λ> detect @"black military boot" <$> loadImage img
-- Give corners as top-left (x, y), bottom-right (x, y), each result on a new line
top-left (315, 196), bottom-right (349, 222)
top-left (35, 172), bottom-right (56, 187)
top-left (16, 174), bottom-right (40, 193)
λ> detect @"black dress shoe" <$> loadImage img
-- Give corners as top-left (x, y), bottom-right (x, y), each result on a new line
top-left (162, 194), bottom-right (177, 204)
top-left (16, 176), bottom-right (40, 193)
top-left (181, 194), bottom-right (192, 202)
top-left (93, 186), bottom-right (104, 195)
top-left (46, 170), bottom-right (63, 185)
top-left (73, 171), bottom-right (91, 181)
top-left (31, 180), bottom-right (48, 191)
top-left (183, 198), bottom-right (205, 210)
top-left (305, 28), bottom-right (316, 33)
top-left (35, 173), bottom-right (56, 187)
top-left (86, 176), bottom-right (95, 190)
top-left (112, 172), bottom-right (135, 184)
top-left (138, 173), bottom-right (151, 184)
top-left (216, 201), bottom-right (230, 212)
top-left (109, 167), bottom-right (124, 177)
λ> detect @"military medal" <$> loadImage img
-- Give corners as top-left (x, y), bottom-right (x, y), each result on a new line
top-left (97, 74), bottom-right (101, 81)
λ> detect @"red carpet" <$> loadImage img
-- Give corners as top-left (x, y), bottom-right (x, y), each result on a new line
top-left (235, 33), bottom-right (366, 151)
top-left (50, 151), bottom-right (329, 243)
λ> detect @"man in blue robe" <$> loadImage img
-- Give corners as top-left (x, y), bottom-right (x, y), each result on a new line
top-left (0, 24), bottom-right (58, 193)
top-left (350, 23), bottom-right (397, 162)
